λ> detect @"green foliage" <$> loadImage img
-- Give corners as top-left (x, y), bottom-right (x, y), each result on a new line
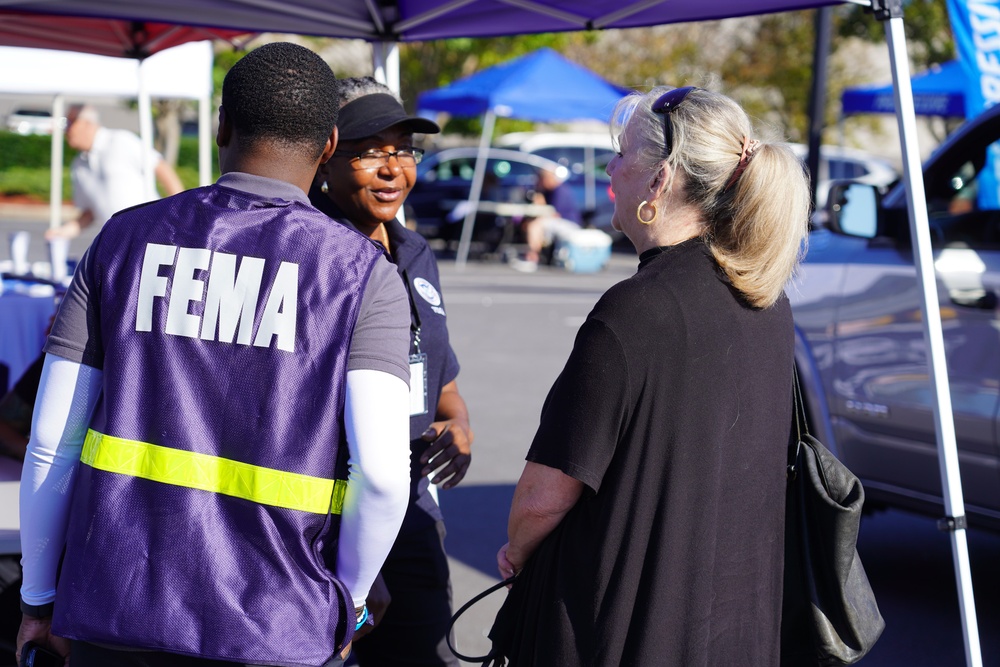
top-left (177, 135), bottom-right (221, 186)
top-left (721, 11), bottom-right (818, 141)
top-left (0, 131), bottom-right (77, 170)
top-left (836, 0), bottom-right (955, 67)
top-left (213, 47), bottom-right (246, 100)
top-left (0, 166), bottom-right (72, 200)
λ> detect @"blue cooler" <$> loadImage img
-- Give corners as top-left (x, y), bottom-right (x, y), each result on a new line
top-left (554, 228), bottom-right (612, 273)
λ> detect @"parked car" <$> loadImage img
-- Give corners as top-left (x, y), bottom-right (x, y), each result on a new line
top-left (788, 103), bottom-right (1000, 529)
top-left (787, 143), bottom-right (899, 209)
top-left (496, 131), bottom-right (616, 229)
top-left (4, 108), bottom-right (60, 135)
top-left (408, 147), bottom-right (586, 251)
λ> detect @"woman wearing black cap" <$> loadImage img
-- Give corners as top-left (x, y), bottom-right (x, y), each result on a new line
top-left (309, 77), bottom-right (471, 667)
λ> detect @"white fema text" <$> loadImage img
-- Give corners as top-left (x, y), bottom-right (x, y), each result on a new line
top-left (135, 243), bottom-right (298, 352)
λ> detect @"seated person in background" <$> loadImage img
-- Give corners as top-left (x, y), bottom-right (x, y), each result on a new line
top-left (513, 167), bottom-right (582, 271)
top-left (0, 356), bottom-right (43, 461)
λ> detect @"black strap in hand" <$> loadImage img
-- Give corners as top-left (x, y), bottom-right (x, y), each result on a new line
top-left (447, 576), bottom-right (516, 663)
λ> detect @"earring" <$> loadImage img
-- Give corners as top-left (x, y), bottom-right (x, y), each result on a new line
top-left (636, 200), bottom-right (657, 225)
top-left (320, 180), bottom-right (329, 193)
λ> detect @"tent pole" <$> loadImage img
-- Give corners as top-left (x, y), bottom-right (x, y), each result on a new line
top-left (137, 61), bottom-right (156, 197)
top-left (199, 92), bottom-right (211, 186)
top-left (372, 41), bottom-right (408, 228)
top-left (372, 41), bottom-right (400, 95)
top-left (455, 110), bottom-right (496, 270)
top-left (805, 6), bottom-right (832, 206)
top-left (49, 94), bottom-right (65, 231)
top-left (199, 41), bottom-right (213, 186)
top-left (880, 5), bottom-right (983, 666)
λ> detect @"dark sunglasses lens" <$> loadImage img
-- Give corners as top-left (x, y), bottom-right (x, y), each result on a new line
top-left (652, 86), bottom-right (696, 156)
top-left (652, 86), bottom-right (696, 114)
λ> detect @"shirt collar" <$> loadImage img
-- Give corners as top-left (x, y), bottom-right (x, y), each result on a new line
top-left (217, 172), bottom-right (310, 204)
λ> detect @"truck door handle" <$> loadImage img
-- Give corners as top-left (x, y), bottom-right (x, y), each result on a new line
top-left (949, 289), bottom-right (999, 309)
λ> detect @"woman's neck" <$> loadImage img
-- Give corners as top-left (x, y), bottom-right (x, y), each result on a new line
top-left (632, 207), bottom-right (704, 255)
top-left (365, 221), bottom-right (391, 255)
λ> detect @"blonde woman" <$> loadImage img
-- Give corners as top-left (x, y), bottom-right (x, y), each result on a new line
top-left (494, 87), bottom-right (810, 665)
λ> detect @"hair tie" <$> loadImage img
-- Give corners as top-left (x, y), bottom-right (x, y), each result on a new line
top-left (724, 135), bottom-right (761, 192)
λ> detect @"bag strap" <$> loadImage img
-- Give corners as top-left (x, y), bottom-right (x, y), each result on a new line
top-left (792, 364), bottom-right (810, 439)
top-left (447, 575), bottom-right (517, 664)
top-left (789, 364), bottom-right (808, 479)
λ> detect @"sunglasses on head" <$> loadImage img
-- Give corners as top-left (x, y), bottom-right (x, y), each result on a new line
top-left (651, 86), bottom-right (699, 157)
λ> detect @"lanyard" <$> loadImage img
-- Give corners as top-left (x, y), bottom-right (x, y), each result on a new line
top-left (400, 268), bottom-right (423, 355)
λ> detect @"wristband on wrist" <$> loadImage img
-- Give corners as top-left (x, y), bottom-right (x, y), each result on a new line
top-left (354, 605), bottom-right (369, 632)
top-left (20, 599), bottom-right (54, 618)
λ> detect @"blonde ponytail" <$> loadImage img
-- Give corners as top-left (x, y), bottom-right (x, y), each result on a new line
top-left (707, 142), bottom-right (810, 308)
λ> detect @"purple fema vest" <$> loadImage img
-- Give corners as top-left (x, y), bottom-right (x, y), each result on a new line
top-left (51, 184), bottom-right (383, 666)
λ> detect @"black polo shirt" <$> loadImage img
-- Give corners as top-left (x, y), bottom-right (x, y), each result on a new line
top-left (309, 188), bottom-right (460, 533)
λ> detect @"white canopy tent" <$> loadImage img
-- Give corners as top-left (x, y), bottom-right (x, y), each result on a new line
top-left (0, 40), bottom-right (215, 228)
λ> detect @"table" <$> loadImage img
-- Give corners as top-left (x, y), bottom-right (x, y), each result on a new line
top-left (0, 282), bottom-right (57, 394)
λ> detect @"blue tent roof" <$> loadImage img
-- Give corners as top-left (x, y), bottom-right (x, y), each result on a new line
top-left (841, 60), bottom-right (966, 117)
top-left (416, 48), bottom-right (630, 123)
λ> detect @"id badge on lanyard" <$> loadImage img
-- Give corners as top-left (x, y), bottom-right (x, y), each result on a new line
top-left (409, 322), bottom-right (428, 416)
top-left (409, 351), bottom-right (428, 416)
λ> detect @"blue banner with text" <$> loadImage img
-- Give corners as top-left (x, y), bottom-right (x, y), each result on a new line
top-left (947, 0), bottom-right (1000, 208)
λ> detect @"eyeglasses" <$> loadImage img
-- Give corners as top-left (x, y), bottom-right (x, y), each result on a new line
top-left (651, 86), bottom-right (698, 157)
top-left (333, 147), bottom-right (424, 169)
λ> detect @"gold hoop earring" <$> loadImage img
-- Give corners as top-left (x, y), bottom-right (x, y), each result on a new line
top-left (320, 180), bottom-right (329, 194)
top-left (636, 200), bottom-right (657, 225)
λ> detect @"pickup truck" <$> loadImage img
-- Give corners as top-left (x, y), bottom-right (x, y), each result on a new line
top-left (789, 103), bottom-right (1000, 529)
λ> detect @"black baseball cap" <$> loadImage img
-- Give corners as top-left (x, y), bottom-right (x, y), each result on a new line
top-left (337, 93), bottom-right (440, 141)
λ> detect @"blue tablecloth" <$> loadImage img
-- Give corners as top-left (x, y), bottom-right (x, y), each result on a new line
top-left (0, 282), bottom-right (57, 394)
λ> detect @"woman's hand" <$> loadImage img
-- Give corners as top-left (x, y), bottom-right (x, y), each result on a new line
top-left (497, 542), bottom-right (519, 583)
top-left (419, 419), bottom-right (472, 489)
top-left (420, 380), bottom-right (473, 490)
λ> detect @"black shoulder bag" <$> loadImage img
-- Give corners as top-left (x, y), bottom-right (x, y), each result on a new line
top-left (781, 368), bottom-right (885, 665)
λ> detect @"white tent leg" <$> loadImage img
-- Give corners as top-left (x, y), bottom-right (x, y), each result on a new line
top-left (49, 94), bottom-right (65, 231)
top-left (199, 92), bottom-right (211, 186)
top-left (455, 110), bottom-right (496, 270)
top-left (372, 41), bottom-right (409, 228)
top-left (884, 15), bottom-right (983, 667)
top-left (137, 62), bottom-right (156, 197)
top-left (372, 41), bottom-right (400, 95)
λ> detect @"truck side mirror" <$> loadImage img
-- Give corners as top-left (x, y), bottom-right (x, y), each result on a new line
top-left (826, 181), bottom-right (879, 239)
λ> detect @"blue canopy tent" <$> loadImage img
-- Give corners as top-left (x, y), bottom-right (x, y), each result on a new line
top-left (417, 48), bottom-right (629, 267)
top-left (842, 59), bottom-right (967, 117)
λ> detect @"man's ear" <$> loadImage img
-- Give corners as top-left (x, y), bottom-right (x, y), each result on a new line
top-left (216, 106), bottom-right (231, 148)
top-left (319, 126), bottom-right (338, 164)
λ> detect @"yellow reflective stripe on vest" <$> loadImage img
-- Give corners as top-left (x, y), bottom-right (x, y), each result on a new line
top-left (82, 430), bottom-right (347, 515)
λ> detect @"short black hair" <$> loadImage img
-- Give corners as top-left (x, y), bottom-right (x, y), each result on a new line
top-left (222, 42), bottom-right (339, 160)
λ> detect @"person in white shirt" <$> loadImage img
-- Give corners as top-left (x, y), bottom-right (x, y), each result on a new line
top-left (46, 104), bottom-right (184, 240)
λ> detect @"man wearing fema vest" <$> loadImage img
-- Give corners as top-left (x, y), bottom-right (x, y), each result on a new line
top-left (16, 42), bottom-right (412, 667)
